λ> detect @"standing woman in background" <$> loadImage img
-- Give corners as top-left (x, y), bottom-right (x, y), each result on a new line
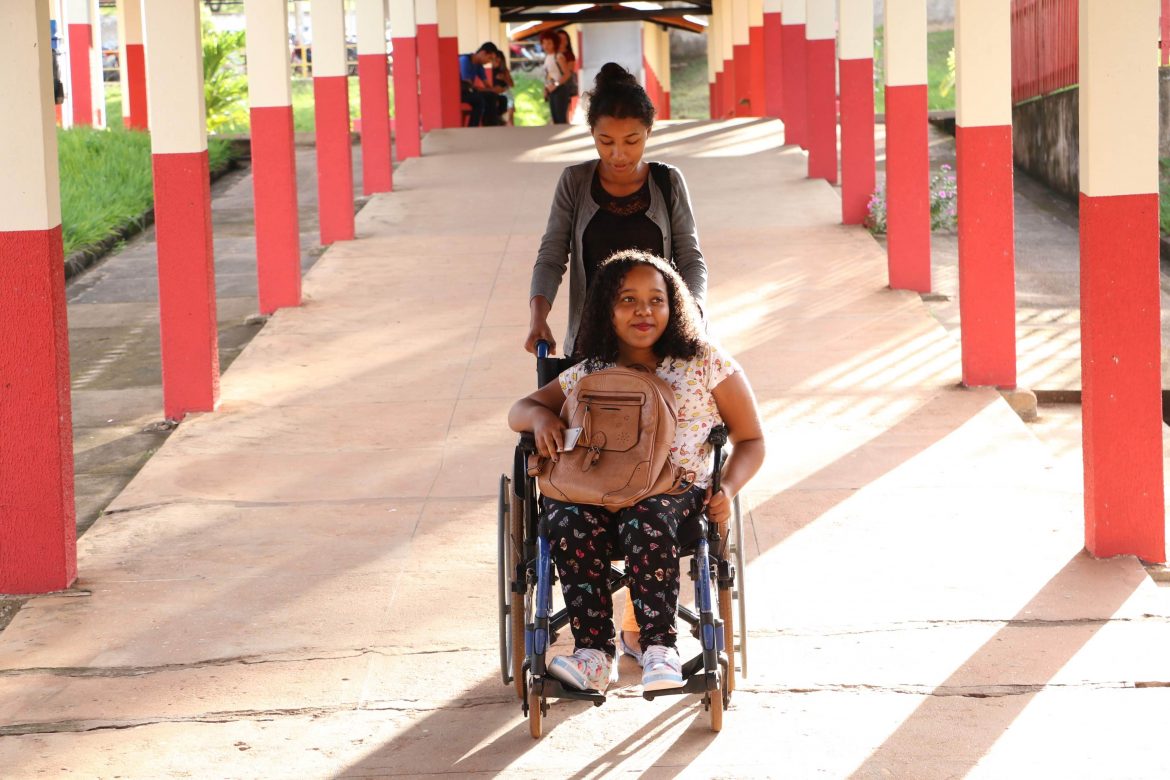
top-left (556, 28), bottom-right (579, 114)
top-left (540, 30), bottom-right (573, 125)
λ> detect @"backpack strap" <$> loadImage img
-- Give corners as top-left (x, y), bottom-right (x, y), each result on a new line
top-left (649, 161), bottom-right (673, 212)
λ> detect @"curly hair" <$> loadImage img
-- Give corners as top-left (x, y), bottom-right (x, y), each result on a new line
top-left (573, 250), bottom-right (704, 363)
top-left (586, 62), bottom-right (656, 129)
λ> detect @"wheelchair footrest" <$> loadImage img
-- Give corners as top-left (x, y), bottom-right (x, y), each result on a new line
top-left (641, 670), bottom-right (717, 700)
top-left (532, 676), bottom-right (607, 706)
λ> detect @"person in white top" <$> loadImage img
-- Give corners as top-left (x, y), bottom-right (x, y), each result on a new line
top-left (540, 29), bottom-right (573, 124)
top-left (509, 249), bottom-right (765, 694)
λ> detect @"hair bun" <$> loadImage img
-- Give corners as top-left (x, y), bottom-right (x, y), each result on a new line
top-left (594, 62), bottom-right (638, 90)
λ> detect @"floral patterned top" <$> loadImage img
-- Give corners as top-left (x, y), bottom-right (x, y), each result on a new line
top-left (558, 342), bottom-right (740, 488)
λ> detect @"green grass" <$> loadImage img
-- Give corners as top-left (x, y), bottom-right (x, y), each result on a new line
top-left (874, 27), bottom-right (955, 114)
top-left (513, 70), bottom-right (551, 126)
top-left (57, 126), bottom-right (237, 257)
top-left (669, 56), bottom-right (711, 120)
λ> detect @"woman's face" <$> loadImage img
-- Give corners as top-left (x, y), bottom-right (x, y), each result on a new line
top-left (611, 264), bottom-right (670, 351)
top-left (541, 35), bottom-right (558, 54)
top-left (592, 116), bottom-right (651, 179)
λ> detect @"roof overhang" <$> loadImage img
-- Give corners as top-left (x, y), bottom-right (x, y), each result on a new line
top-left (501, 2), bottom-right (710, 37)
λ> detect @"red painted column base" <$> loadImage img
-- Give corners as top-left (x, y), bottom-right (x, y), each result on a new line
top-left (764, 12), bottom-right (784, 118)
top-left (712, 76), bottom-right (721, 119)
top-left (957, 124), bottom-right (1015, 388)
top-left (781, 25), bottom-right (807, 147)
top-left (314, 75), bottom-right (356, 244)
top-left (0, 225), bottom-right (77, 593)
top-left (733, 44), bottom-right (751, 116)
top-left (125, 43), bottom-right (148, 131)
top-left (251, 105), bottom-right (303, 314)
top-left (1081, 192), bottom-right (1166, 563)
top-left (749, 26), bottom-right (766, 119)
top-left (722, 60), bottom-right (736, 119)
top-left (663, 91), bottom-right (670, 120)
top-left (884, 84), bottom-right (931, 292)
top-left (417, 24), bottom-right (442, 133)
top-left (439, 36), bottom-right (461, 128)
top-left (68, 24), bottom-right (93, 127)
top-left (839, 57), bottom-right (875, 224)
top-left (358, 55), bottom-right (393, 195)
top-left (391, 37), bottom-right (422, 159)
top-left (152, 151), bottom-right (221, 420)
top-left (806, 38), bottom-right (837, 183)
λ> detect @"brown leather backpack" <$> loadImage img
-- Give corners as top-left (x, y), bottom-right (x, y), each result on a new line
top-left (528, 365), bottom-right (691, 511)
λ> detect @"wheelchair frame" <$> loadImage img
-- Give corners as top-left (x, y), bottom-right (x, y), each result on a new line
top-left (496, 347), bottom-right (749, 738)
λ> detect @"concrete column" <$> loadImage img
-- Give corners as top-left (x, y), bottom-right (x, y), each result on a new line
top-left (476, 0), bottom-right (491, 45)
top-left (1079, 0), bottom-right (1165, 563)
top-left (884, 0), bottom-right (931, 292)
top-left (417, 0), bottom-right (443, 132)
top-left (643, 23), bottom-right (663, 115)
top-left (764, 0), bottom-right (783, 118)
top-left (955, 0), bottom-right (1015, 387)
top-left (142, 0), bottom-right (220, 420)
top-left (732, 0), bottom-right (751, 116)
top-left (709, 0), bottom-right (724, 118)
top-left (64, 0), bottom-right (95, 126)
top-left (781, 0), bottom-right (807, 146)
top-left (455, 0), bottom-right (476, 52)
top-left (245, 0), bottom-right (303, 313)
top-left (805, 0), bottom-right (836, 182)
top-left (357, 0), bottom-right (393, 193)
top-left (749, 0), bottom-right (765, 117)
top-left (660, 25), bottom-right (672, 119)
top-left (721, 0), bottom-right (736, 119)
top-left (0, 0), bottom-right (77, 594)
top-left (437, 0), bottom-right (461, 127)
top-left (837, 0), bottom-right (875, 224)
top-left (311, 0), bottom-right (356, 242)
top-left (116, 0), bottom-right (148, 130)
top-left (389, 0), bottom-right (422, 158)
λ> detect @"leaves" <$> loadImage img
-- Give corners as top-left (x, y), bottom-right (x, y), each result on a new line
top-left (202, 24), bottom-right (248, 133)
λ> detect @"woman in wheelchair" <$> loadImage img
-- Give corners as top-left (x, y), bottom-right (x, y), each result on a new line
top-left (508, 250), bottom-right (764, 695)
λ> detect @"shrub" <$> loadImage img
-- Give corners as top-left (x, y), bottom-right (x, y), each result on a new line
top-left (865, 165), bottom-right (958, 235)
top-left (203, 25), bottom-right (248, 133)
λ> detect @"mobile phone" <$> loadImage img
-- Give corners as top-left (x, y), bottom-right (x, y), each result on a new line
top-left (559, 427), bottom-right (583, 452)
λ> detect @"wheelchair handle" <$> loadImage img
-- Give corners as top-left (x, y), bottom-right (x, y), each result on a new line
top-left (536, 340), bottom-right (550, 359)
top-left (709, 424), bottom-right (728, 496)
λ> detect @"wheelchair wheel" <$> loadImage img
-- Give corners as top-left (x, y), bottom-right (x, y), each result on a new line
top-left (509, 478), bottom-right (527, 700)
top-left (497, 475), bottom-right (512, 687)
top-left (732, 495), bottom-right (748, 679)
top-left (529, 689), bottom-right (544, 739)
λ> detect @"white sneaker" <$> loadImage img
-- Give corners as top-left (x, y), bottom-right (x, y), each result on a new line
top-left (548, 648), bottom-right (612, 692)
top-left (641, 644), bottom-right (683, 691)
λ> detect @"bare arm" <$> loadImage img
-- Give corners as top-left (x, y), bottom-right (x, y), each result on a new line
top-left (508, 379), bottom-right (569, 459)
top-left (705, 370), bottom-right (765, 523)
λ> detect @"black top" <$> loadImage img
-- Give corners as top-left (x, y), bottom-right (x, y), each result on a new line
top-left (582, 169), bottom-right (664, 290)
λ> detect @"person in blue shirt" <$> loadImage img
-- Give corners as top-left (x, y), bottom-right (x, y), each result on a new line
top-left (459, 42), bottom-right (504, 127)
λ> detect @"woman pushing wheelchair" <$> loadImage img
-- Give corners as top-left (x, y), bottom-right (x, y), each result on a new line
top-left (508, 250), bottom-right (765, 697)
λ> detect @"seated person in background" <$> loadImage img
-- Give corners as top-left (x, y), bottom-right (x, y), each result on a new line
top-left (460, 42), bottom-right (504, 127)
top-left (508, 250), bottom-right (765, 693)
top-left (493, 51), bottom-right (515, 126)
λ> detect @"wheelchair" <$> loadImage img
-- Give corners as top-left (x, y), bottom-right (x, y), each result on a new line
top-left (497, 343), bottom-right (749, 738)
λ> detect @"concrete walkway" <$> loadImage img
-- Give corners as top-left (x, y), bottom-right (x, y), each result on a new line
top-left (3, 123), bottom-right (1170, 777)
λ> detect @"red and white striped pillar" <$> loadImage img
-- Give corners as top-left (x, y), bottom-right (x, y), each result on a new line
top-left (749, 0), bottom-right (765, 117)
top-left (721, 0), bottom-right (737, 117)
top-left (763, 0), bottom-right (783, 118)
top-left (416, 0), bottom-right (443, 133)
top-left (116, 0), bottom-right (148, 130)
top-left (805, 0), bottom-right (836, 182)
top-left (883, 0), bottom-right (931, 292)
top-left (732, 0), bottom-right (751, 116)
top-left (64, 0), bottom-right (95, 127)
top-left (837, 0), bottom-right (875, 224)
top-left (709, 0), bottom-right (724, 118)
top-left (245, 0), bottom-right (302, 314)
top-left (955, 0), bottom-right (1015, 387)
top-left (389, 0), bottom-right (422, 158)
top-left (438, 0), bottom-right (461, 127)
top-left (781, 0), bottom-right (807, 146)
top-left (644, 23), bottom-right (664, 115)
top-left (311, 0), bottom-right (355, 243)
top-left (142, 0), bottom-right (220, 420)
top-left (357, 0), bottom-right (393, 194)
top-left (1079, 0), bottom-right (1165, 563)
top-left (659, 25), bottom-right (672, 119)
top-left (0, 0), bottom-right (77, 594)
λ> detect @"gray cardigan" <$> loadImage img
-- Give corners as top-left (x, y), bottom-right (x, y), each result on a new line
top-left (529, 160), bottom-right (708, 355)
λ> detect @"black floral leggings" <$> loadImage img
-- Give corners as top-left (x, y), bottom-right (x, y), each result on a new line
top-left (542, 486), bottom-right (704, 658)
